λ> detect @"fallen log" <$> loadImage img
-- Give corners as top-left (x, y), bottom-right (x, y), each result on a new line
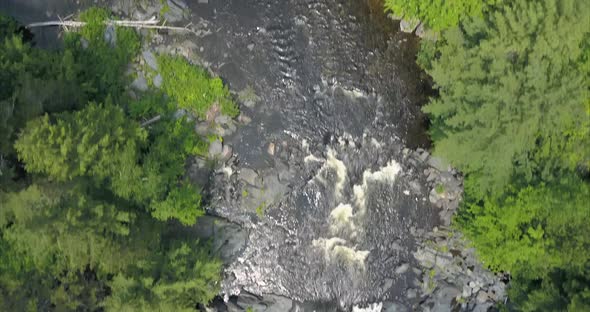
top-left (26, 17), bottom-right (195, 34)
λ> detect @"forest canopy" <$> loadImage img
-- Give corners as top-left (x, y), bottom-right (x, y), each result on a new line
top-left (410, 0), bottom-right (590, 309)
top-left (0, 8), bottom-right (235, 310)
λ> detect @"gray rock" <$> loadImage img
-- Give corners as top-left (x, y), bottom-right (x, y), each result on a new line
top-left (415, 23), bottom-right (426, 38)
top-left (239, 168), bottom-right (259, 186)
top-left (395, 263), bottom-right (410, 274)
top-left (476, 290), bottom-right (490, 304)
top-left (432, 286), bottom-right (461, 311)
top-left (235, 292), bottom-right (266, 311)
top-left (406, 288), bottom-right (417, 299)
top-left (238, 114), bottom-right (252, 125)
top-left (215, 114), bottom-right (231, 125)
top-left (170, 0), bottom-right (188, 9)
top-left (131, 75), bottom-right (148, 92)
top-left (221, 144), bottom-right (233, 162)
top-left (428, 156), bottom-right (449, 172)
top-left (174, 109), bottom-right (187, 119)
top-left (142, 50), bottom-right (159, 71)
top-left (164, 0), bottom-right (186, 22)
top-left (399, 18), bottom-right (420, 33)
top-left (383, 301), bottom-right (409, 312)
top-left (104, 24), bottom-right (116, 47)
top-left (153, 74), bottom-right (163, 88)
top-left (264, 294), bottom-right (293, 312)
top-left (192, 216), bottom-right (247, 264)
top-left (419, 150), bottom-right (430, 161)
top-left (208, 140), bottom-right (223, 158)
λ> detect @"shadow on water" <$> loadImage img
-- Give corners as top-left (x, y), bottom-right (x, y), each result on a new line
top-left (348, 0), bottom-right (435, 150)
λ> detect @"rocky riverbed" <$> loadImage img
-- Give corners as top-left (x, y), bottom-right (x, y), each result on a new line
top-left (0, 0), bottom-right (507, 310)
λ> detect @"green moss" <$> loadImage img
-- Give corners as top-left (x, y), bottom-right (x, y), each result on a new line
top-left (157, 55), bottom-right (239, 120)
top-left (255, 202), bottom-right (266, 218)
top-left (159, 0), bottom-right (170, 15)
top-left (242, 189), bottom-right (249, 198)
top-left (435, 184), bottom-right (445, 194)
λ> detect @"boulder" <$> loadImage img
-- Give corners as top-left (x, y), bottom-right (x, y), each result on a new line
top-left (131, 75), bottom-right (149, 92)
top-left (208, 140), bottom-right (223, 158)
top-left (142, 50), bottom-right (159, 71)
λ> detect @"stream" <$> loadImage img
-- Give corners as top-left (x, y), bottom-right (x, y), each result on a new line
top-left (0, 1), bottom-right (504, 311)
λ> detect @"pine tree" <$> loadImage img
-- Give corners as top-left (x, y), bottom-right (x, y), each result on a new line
top-left (424, 0), bottom-right (590, 198)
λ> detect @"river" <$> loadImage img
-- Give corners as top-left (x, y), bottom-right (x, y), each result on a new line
top-left (0, 1), bottom-right (500, 311)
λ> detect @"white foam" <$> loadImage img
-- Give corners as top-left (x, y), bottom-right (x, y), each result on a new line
top-left (319, 148), bottom-right (347, 199)
top-left (370, 138), bottom-right (382, 148)
top-left (313, 237), bottom-right (369, 267)
top-left (304, 154), bottom-right (323, 163)
top-left (333, 245), bottom-right (370, 265)
top-left (329, 203), bottom-right (355, 234)
top-left (354, 160), bottom-right (402, 213)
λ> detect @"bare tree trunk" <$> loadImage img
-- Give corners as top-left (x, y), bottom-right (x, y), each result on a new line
top-left (26, 17), bottom-right (195, 34)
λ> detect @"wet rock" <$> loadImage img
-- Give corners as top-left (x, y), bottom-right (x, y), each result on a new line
top-left (131, 75), bottom-right (148, 91)
top-left (142, 50), bottom-right (159, 71)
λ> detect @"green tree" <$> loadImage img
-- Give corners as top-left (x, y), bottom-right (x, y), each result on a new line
top-left (0, 181), bottom-right (146, 310)
top-left (423, 0), bottom-right (590, 198)
top-left (461, 177), bottom-right (590, 310)
top-left (104, 242), bottom-right (222, 311)
top-left (15, 102), bottom-right (146, 183)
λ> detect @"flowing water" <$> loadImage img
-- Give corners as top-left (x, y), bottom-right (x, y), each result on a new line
top-left (1, 0), bottom-right (442, 310)
top-left (188, 0), bottom-right (440, 309)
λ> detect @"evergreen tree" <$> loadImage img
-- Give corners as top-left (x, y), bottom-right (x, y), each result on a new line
top-left (424, 0), bottom-right (590, 198)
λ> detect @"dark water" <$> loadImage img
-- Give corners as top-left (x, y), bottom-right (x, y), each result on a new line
top-left (1, 1), bottom-right (439, 310)
top-left (188, 0), bottom-right (440, 309)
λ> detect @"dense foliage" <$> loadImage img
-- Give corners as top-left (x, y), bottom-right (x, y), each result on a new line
top-left (384, 0), bottom-right (499, 31)
top-left (410, 0), bottom-right (590, 309)
top-left (0, 8), bottom-right (236, 310)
